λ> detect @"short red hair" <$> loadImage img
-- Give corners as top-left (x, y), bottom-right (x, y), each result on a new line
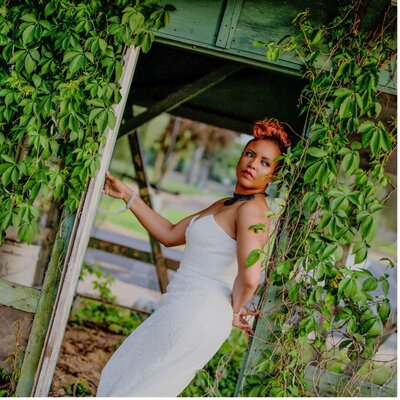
top-left (252, 118), bottom-right (291, 154)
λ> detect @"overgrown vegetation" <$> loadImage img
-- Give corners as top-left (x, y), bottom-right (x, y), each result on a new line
top-left (0, 0), bottom-right (175, 244)
top-left (70, 262), bottom-right (147, 335)
top-left (0, 368), bottom-right (12, 397)
top-left (180, 328), bottom-right (248, 397)
top-left (0, 320), bottom-right (25, 397)
top-left (64, 380), bottom-right (90, 397)
top-left (241, 1), bottom-right (397, 396)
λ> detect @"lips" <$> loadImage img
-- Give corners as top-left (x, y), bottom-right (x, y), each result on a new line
top-left (241, 170), bottom-right (253, 178)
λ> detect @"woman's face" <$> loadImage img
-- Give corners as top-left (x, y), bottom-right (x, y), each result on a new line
top-left (235, 139), bottom-right (281, 193)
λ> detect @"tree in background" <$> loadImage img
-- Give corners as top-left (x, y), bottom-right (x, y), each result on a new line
top-left (151, 116), bottom-right (238, 188)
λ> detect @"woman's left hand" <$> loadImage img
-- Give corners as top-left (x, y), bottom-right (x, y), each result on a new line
top-left (232, 308), bottom-right (259, 336)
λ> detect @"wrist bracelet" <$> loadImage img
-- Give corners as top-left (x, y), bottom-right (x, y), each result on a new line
top-left (126, 190), bottom-right (138, 209)
top-left (233, 308), bottom-right (242, 317)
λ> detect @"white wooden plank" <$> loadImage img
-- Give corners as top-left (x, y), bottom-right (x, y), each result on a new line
top-left (32, 46), bottom-right (140, 397)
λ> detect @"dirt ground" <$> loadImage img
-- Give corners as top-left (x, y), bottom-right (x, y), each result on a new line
top-left (49, 324), bottom-right (124, 397)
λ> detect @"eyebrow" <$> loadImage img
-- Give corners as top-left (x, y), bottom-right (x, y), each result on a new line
top-left (247, 148), bottom-right (271, 162)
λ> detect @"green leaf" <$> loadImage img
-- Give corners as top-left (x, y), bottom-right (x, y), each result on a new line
top-left (339, 339), bottom-right (352, 350)
top-left (11, 167), bottom-right (19, 185)
top-left (88, 108), bottom-right (103, 123)
top-left (140, 31), bottom-right (154, 53)
top-left (366, 318), bottom-right (383, 337)
top-left (342, 152), bottom-right (358, 175)
top-left (378, 300), bottom-right (390, 322)
top-left (69, 55), bottom-right (82, 75)
top-left (362, 277), bottom-right (378, 292)
top-left (358, 120), bottom-right (375, 133)
top-left (338, 96), bottom-right (352, 120)
top-left (25, 53), bottom-right (36, 74)
top-left (1, 166), bottom-right (13, 186)
top-left (354, 244), bottom-right (368, 264)
top-left (253, 40), bottom-right (266, 47)
top-left (363, 215), bottom-right (377, 242)
top-left (5, 92), bottom-right (14, 107)
top-left (374, 102), bottom-right (382, 117)
top-left (350, 141), bottom-right (362, 150)
top-left (32, 74), bottom-right (42, 88)
top-left (44, 3), bottom-right (55, 17)
top-left (381, 279), bottom-right (389, 296)
top-left (63, 50), bottom-right (81, 63)
top-left (344, 277), bottom-right (357, 298)
top-left (96, 110), bottom-right (109, 133)
top-left (307, 147), bottom-right (326, 158)
top-left (289, 283), bottom-right (299, 302)
top-left (248, 223), bottom-right (266, 233)
top-left (129, 11), bottom-right (145, 31)
top-left (87, 99), bottom-right (105, 107)
top-left (245, 249), bottom-right (261, 268)
top-left (380, 129), bottom-right (392, 152)
top-left (21, 14), bottom-right (37, 23)
top-left (18, 223), bottom-right (37, 244)
top-left (107, 110), bottom-right (117, 129)
top-left (338, 277), bottom-right (350, 296)
top-left (334, 88), bottom-right (351, 98)
top-left (22, 24), bottom-right (35, 45)
top-left (304, 161), bottom-right (321, 184)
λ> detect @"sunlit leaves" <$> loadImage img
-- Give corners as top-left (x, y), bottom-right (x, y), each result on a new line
top-left (0, 1), bottom-right (175, 246)
top-left (246, 4), bottom-right (396, 396)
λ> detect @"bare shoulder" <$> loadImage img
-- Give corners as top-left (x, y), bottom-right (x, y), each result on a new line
top-left (236, 197), bottom-right (270, 222)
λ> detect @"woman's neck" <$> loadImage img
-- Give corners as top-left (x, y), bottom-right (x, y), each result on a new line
top-left (233, 185), bottom-right (267, 196)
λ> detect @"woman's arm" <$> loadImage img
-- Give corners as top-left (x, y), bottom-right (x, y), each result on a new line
top-left (231, 201), bottom-right (269, 333)
top-left (103, 172), bottom-right (212, 247)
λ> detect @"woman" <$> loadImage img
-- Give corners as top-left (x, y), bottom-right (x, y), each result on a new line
top-left (97, 118), bottom-right (291, 397)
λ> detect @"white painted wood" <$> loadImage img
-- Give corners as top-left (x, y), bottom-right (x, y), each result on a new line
top-left (32, 46), bottom-right (140, 397)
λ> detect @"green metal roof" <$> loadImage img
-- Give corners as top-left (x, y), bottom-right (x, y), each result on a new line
top-left (125, 0), bottom-right (395, 140)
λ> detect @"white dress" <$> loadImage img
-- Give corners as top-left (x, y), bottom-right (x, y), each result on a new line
top-left (97, 214), bottom-right (238, 397)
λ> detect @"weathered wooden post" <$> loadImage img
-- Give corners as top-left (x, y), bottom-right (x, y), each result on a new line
top-left (18, 46), bottom-right (140, 397)
top-left (128, 130), bottom-right (170, 293)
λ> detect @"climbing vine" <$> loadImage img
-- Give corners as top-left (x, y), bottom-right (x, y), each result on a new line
top-left (0, 0), bottom-right (175, 244)
top-left (242, 1), bottom-right (396, 396)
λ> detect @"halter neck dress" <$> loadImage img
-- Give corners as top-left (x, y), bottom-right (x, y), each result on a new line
top-left (97, 214), bottom-right (238, 397)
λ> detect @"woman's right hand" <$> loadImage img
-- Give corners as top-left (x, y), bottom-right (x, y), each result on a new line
top-left (232, 308), bottom-right (259, 337)
top-left (103, 171), bottom-right (131, 200)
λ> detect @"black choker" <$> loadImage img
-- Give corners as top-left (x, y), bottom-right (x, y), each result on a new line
top-left (223, 191), bottom-right (268, 206)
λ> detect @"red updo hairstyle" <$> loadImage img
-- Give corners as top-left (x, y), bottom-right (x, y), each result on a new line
top-left (252, 118), bottom-right (291, 155)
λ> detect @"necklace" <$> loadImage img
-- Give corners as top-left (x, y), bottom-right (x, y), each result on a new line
top-left (223, 191), bottom-right (268, 206)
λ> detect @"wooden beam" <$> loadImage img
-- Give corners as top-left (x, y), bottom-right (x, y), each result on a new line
top-left (15, 208), bottom-right (76, 396)
top-left (88, 237), bottom-right (180, 271)
top-left (0, 278), bottom-right (40, 313)
top-left (128, 130), bottom-right (170, 293)
top-left (215, 0), bottom-right (243, 49)
top-left (118, 62), bottom-right (243, 135)
top-left (30, 46), bottom-right (140, 397)
top-left (131, 97), bottom-right (252, 134)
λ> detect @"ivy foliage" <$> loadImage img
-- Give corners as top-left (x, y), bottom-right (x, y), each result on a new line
top-left (243, 1), bottom-right (396, 396)
top-left (0, 0), bottom-right (175, 244)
